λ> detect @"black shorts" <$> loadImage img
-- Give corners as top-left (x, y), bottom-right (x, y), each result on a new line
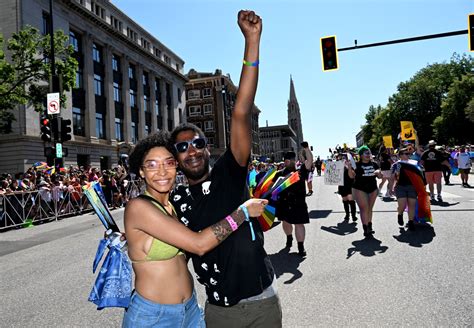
top-left (338, 185), bottom-right (352, 197)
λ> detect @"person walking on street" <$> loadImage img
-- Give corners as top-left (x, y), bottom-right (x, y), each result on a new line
top-left (454, 145), bottom-right (472, 187)
top-left (315, 156), bottom-right (323, 176)
top-left (169, 10), bottom-right (283, 328)
top-left (420, 140), bottom-right (450, 202)
top-left (299, 141), bottom-right (314, 196)
top-left (337, 154), bottom-right (358, 222)
top-left (348, 146), bottom-right (382, 238)
top-left (273, 151), bottom-right (310, 257)
top-left (378, 146), bottom-right (393, 198)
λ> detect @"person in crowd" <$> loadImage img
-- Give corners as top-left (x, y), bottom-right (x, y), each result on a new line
top-left (273, 151), bottom-right (310, 257)
top-left (314, 156), bottom-right (323, 176)
top-left (378, 146), bottom-right (393, 198)
top-left (168, 10), bottom-right (282, 328)
top-left (441, 146), bottom-right (453, 185)
top-left (255, 162), bottom-right (267, 185)
top-left (390, 147), bottom-right (418, 231)
top-left (420, 140), bottom-right (450, 202)
top-left (299, 141), bottom-right (314, 196)
top-left (348, 145), bottom-right (382, 238)
top-left (123, 131), bottom-right (267, 327)
top-left (337, 153), bottom-right (358, 222)
top-left (454, 145), bottom-right (472, 187)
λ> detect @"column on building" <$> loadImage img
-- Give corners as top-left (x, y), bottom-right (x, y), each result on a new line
top-left (159, 79), bottom-right (168, 131)
top-left (149, 71), bottom-right (158, 132)
top-left (216, 85), bottom-right (227, 150)
top-left (83, 33), bottom-right (97, 142)
top-left (171, 82), bottom-right (179, 128)
top-left (137, 64), bottom-right (145, 140)
top-left (121, 55), bottom-right (131, 143)
top-left (104, 45), bottom-right (116, 145)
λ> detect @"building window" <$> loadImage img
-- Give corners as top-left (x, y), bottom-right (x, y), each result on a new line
top-left (175, 63), bottom-right (180, 71)
top-left (96, 113), bottom-right (105, 139)
top-left (72, 107), bottom-right (85, 136)
top-left (144, 95), bottom-right (149, 112)
top-left (208, 137), bottom-right (214, 146)
top-left (128, 64), bottom-right (135, 79)
top-left (113, 82), bottom-right (121, 102)
top-left (130, 89), bottom-right (137, 107)
top-left (145, 125), bottom-right (150, 136)
top-left (189, 106), bottom-right (201, 117)
top-left (126, 27), bottom-right (137, 41)
top-left (94, 74), bottom-right (103, 96)
top-left (143, 72), bottom-right (149, 86)
top-left (203, 104), bottom-right (213, 115)
top-left (204, 120), bottom-right (214, 131)
top-left (112, 55), bottom-right (120, 71)
top-left (155, 100), bottom-right (160, 116)
top-left (177, 88), bottom-right (182, 103)
top-left (131, 122), bottom-right (137, 144)
top-left (164, 54), bottom-right (171, 65)
top-left (153, 47), bottom-right (161, 58)
top-left (203, 88), bottom-right (212, 98)
top-left (92, 43), bottom-right (102, 63)
top-left (115, 118), bottom-right (124, 141)
top-left (75, 68), bottom-right (83, 89)
top-left (111, 16), bottom-right (122, 31)
top-left (69, 31), bottom-right (80, 52)
top-left (42, 12), bottom-right (51, 36)
top-left (187, 90), bottom-right (200, 100)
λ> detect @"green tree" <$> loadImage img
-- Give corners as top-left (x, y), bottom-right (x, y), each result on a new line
top-left (0, 26), bottom-right (77, 133)
top-left (433, 73), bottom-right (474, 145)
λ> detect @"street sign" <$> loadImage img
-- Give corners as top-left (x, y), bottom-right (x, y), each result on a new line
top-left (56, 143), bottom-right (63, 158)
top-left (47, 93), bottom-right (61, 115)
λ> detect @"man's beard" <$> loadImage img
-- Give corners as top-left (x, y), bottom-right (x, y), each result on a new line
top-left (180, 154), bottom-right (210, 181)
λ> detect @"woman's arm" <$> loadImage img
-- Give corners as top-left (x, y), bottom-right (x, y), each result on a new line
top-left (125, 198), bottom-right (268, 256)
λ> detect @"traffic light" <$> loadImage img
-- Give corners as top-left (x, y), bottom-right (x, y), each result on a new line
top-left (469, 14), bottom-right (474, 52)
top-left (61, 118), bottom-right (72, 142)
top-left (320, 35), bottom-right (339, 71)
top-left (40, 117), bottom-right (52, 142)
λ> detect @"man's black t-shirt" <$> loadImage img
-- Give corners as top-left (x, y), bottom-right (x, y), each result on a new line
top-left (421, 148), bottom-right (444, 172)
top-left (170, 150), bottom-right (274, 307)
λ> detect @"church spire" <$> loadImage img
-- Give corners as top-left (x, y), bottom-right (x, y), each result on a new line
top-left (287, 75), bottom-right (304, 150)
top-left (289, 75), bottom-right (297, 103)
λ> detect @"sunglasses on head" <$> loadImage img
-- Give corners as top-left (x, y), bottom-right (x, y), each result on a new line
top-left (174, 137), bottom-right (207, 153)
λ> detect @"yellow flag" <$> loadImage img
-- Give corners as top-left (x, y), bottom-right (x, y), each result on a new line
top-left (383, 135), bottom-right (393, 148)
top-left (400, 121), bottom-right (416, 140)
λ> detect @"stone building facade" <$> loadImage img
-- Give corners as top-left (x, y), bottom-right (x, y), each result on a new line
top-left (259, 124), bottom-right (297, 162)
top-left (0, 0), bottom-right (187, 173)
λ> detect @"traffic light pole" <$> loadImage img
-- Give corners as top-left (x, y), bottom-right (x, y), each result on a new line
top-left (338, 29), bottom-right (468, 52)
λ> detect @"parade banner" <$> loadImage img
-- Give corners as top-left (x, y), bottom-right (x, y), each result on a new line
top-left (324, 160), bottom-right (344, 185)
top-left (383, 135), bottom-right (393, 148)
top-left (400, 121), bottom-right (416, 140)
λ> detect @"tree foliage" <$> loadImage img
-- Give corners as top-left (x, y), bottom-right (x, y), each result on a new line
top-left (361, 53), bottom-right (474, 149)
top-left (0, 26), bottom-right (78, 133)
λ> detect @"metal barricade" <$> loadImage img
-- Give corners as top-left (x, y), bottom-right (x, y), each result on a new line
top-left (0, 180), bottom-right (144, 231)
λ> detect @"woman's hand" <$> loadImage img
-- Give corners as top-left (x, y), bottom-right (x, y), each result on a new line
top-left (243, 198), bottom-right (269, 217)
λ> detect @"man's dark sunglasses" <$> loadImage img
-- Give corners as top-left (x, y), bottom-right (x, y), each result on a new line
top-left (174, 137), bottom-right (207, 153)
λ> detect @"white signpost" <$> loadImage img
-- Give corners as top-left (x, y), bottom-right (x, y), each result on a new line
top-left (47, 92), bottom-right (60, 115)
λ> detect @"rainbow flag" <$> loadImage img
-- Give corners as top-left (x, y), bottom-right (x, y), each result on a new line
top-left (257, 204), bottom-right (276, 232)
top-left (399, 161), bottom-right (432, 223)
top-left (83, 182), bottom-right (120, 232)
top-left (270, 171), bottom-right (300, 201)
top-left (253, 168), bottom-right (277, 198)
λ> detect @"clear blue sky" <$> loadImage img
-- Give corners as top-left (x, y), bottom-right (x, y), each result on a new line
top-left (114, 0), bottom-right (473, 158)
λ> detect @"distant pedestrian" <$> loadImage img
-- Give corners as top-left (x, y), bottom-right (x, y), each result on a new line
top-left (420, 140), bottom-right (450, 202)
top-left (337, 154), bottom-right (358, 222)
top-left (299, 141), bottom-right (314, 196)
top-left (454, 145), bottom-right (472, 187)
top-left (315, 156), bottom-right (322, 176)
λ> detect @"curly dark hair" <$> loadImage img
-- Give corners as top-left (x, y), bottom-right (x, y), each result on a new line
top-left (129, 130), bottom-right (174, 175)
top-left (170, 123), bottom-right (205, 156)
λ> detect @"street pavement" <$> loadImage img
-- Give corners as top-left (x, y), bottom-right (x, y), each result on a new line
top-left (0, 174), bottom-right (472, 327)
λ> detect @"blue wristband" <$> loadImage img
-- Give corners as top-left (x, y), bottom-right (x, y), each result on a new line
top-left (239, 205), bottom-right (255, 241)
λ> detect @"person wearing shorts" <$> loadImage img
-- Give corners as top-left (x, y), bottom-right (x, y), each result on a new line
top-left (378, 146), bottom-right (393, 198)
top-left (420, 140), bottom-right (450, 202)
top-left (391, 148), bottom-right (418, 231)
top-left (454, 146), bottom-right (472, 187)
top-left (337, 154), bottom-right (357, 222)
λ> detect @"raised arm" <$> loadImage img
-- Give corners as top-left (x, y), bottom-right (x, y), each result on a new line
top-left (230, 10), bottom-right (262, 166)
top-left (125, 198), bottom-right (268, 257)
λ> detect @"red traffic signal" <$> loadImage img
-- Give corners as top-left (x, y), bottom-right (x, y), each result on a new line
top-left (320, 35), bottom-right (339, 71)
top-left (40, 117), bottom-right (52, 142)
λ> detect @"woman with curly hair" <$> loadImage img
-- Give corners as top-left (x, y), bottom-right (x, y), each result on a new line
top-left (122, 131), bottom-right (267, 327)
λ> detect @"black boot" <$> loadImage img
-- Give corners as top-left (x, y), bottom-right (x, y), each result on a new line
top-left (297, 241), bottom-right (307, 257)
top-left (398, 214), bottom-right (404, 226)
top-left (368, 222), bottom-right (375, 235)
top-left (408, 220), bottom-right (415, 231)
top-left (349, 200), bottom-right (358, 222)
top-left (286, 235), bottom-right (293, 248)
top-left (343, 201), bottom-right (350, 221)
top-left (362, 224), bottom-right (371, 238)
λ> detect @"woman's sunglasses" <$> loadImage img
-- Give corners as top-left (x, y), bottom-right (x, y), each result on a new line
top-left (174, 137), bottom-right (207, 153)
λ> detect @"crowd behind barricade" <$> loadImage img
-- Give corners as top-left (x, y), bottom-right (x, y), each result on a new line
top-left (0, 161), bottom-right (146, 231)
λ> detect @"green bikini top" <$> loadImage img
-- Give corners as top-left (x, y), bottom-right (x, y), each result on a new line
top-left (132, 193), bottom-right (184, 263)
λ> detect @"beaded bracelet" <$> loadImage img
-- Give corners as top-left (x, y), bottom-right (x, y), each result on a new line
top-left (243, 59), bottom-right (259, 67)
